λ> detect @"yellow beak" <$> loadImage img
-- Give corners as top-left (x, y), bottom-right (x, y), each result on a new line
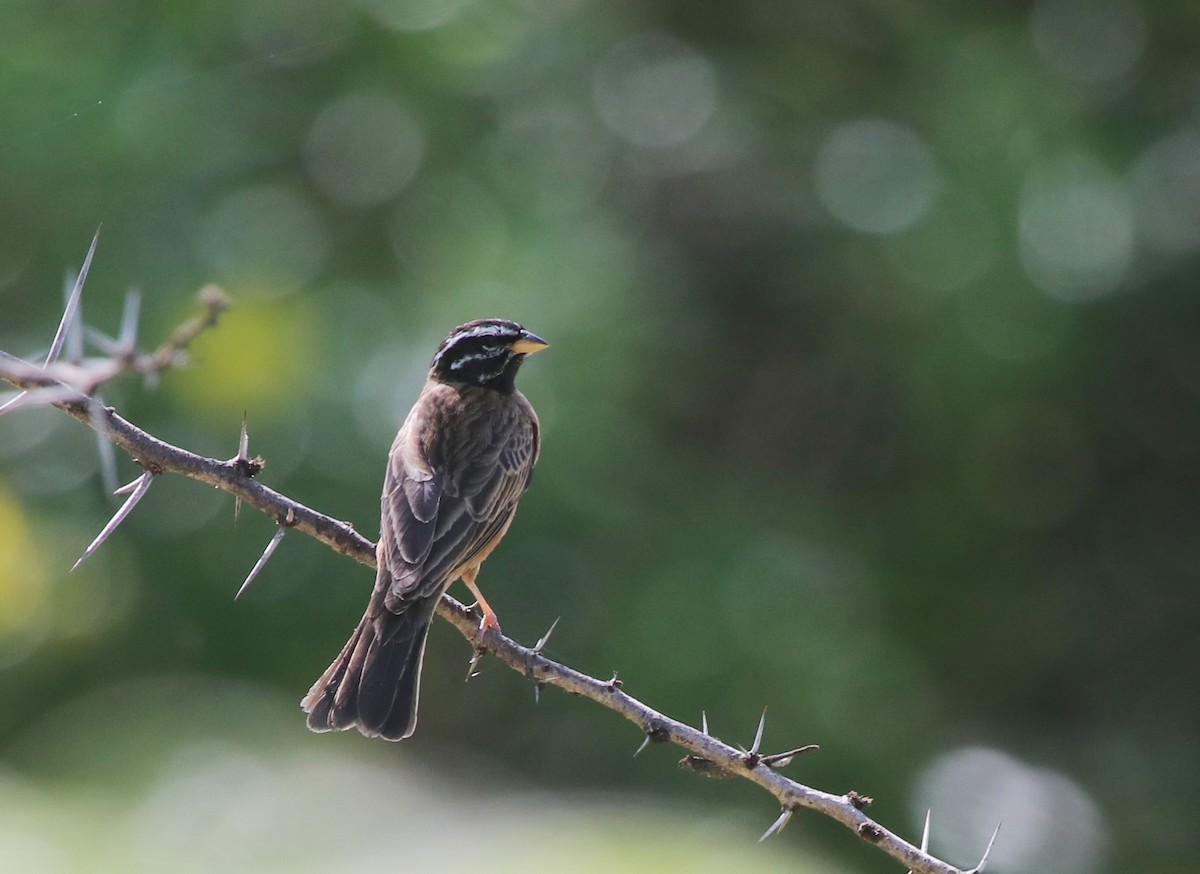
top-left (511, 331), bottom-right (549, 355)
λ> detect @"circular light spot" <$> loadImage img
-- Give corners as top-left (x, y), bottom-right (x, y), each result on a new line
top-left (915, 747), bottom-right (1107, 874)
top-left (353, 344), bottom-right (430, 447)
top-left (0, 483), bottom-right (47, 640)
top-left (485, 103), bottom-right (611, 217)
top-left (304, 91), bottom-right (425, 208)
top-left (198, 185), bottom-right (328, 292)
top-left (1031, 0), bottom-right (1146, 85)
top-left (1018, 155), bottom-right (1133, 302)
top-left (1131, 131), bottom-right (1200, 254)
top-left (592, 33), bottom-right (717, 149)
top-left (356, 0), bottom-right (477, 32)
top-left (173, 298), bottom-right (319, 420)
top-left (814, 120), bottom-right (940, 235)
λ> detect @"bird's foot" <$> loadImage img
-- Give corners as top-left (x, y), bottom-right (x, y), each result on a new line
top-left (477, 607), bottom-right (501, 635)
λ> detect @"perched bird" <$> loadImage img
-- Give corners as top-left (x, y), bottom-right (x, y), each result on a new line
top-left (302, 319), bottom-right (547, 740)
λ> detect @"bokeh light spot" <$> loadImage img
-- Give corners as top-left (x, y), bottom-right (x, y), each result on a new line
top-left (915, 747), bottom-right (1107, 874)
top-left (1131, 130), bottom-right (1200, 254)
top-left (304, 91), bottom-right (425, 209)
top-left (1031, 0), bottom-right (1146, 85)
top-left (172, 298), bottom-right (319, 421)
top-left (198, 186), bottom-right (329, 293)
top-left (592, 33), bottom-right (718, 149)
top-left (485, 103), bottom-right (611, 217)
top-left (0, 482), bottom-right (47, 640)
top-left (814, 120), bottom-right (940, 235)
top-left (1018, 155), bottom-right (1133, 302)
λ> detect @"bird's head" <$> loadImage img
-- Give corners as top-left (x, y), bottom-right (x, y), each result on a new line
top-left (429, 319), bottom-right (548, 393)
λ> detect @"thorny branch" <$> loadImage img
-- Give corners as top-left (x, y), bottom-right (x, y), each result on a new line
top-left (0, 264), bottom-right (997, 874)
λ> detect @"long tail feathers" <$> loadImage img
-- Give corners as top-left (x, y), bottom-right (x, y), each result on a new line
top-left (301, 594), bottom-right (439, 741)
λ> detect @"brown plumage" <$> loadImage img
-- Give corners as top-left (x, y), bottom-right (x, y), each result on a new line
top-left (302, 319), bottom-right (546, 740)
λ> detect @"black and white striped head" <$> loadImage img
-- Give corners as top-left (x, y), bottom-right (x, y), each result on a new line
top-left (429, 319), bottom-right (548, 393)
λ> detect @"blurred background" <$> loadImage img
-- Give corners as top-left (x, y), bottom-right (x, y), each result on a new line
top-left (1, 2), bottom-right (1197, 872)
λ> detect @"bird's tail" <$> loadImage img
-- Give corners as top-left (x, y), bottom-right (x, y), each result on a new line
top-left (301, 593), bottom-right (439, 741)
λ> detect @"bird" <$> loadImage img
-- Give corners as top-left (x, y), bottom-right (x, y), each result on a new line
top-left (302, 318), bottom-right (547, 741)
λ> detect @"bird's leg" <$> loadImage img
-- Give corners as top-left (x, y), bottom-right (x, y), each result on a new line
top-left (460, 565), bottom-right (501, 633)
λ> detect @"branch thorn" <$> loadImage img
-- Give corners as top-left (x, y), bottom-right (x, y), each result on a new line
top-left (758, 807), bottom-right (794, 843)
top-left (761, 744), bottom-right (819, 768)
top-left (0, 385), bottom-right (78, 416)
top-left (751, 706), bottom-right (767, 754)
top-left (234, 414), bottom-right (249, 522)
top-left (738, 707), bottom-right (769, 765)
top-left (118, 289), bottom-right (141, 352)
top-left (88, 396), bottom-right (118, 496)
top-left (532, 616), bottom-right (559, 654)
top-left (46, 228), bottom-right (99, 368)
top-left (238, 413), bottom-right (250, 461)
top-left (465, 646), bottom-right (485, 680)
top-left (235, 525), bottom-right (286, 599)
top-left (72, 469), bottom-right (152, 570)
top-left (113, 474), bottom-right (146, 495)
top-left (965, 821), bottom-right (1002, 874)
top-left (633, 721), bottom-right (669, 757)
top-left (906, 809), bottom-right (932, 874)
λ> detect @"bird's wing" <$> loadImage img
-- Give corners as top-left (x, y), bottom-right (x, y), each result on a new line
top-left (378, 396), bottom-right (538, 611)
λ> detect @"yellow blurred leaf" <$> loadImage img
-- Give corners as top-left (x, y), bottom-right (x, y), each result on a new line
top-left (172, 294), bottom-right (320, 420)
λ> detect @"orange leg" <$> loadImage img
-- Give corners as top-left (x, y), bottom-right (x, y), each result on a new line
top-left (461, 565), bottom-right (500, 632)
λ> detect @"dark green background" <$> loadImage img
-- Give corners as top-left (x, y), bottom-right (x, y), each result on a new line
top-left (1, 2), bottom-right (1197, 872)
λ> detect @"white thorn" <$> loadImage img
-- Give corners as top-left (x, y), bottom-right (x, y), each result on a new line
top-left (88, 397), bottom-right (117, 496)
top-left (758, 807), bottom-right (793, 843)
top-left (235, 526), bottom-right (286, 599)
top-left (751, 707), bottom-right (767, 754)
top-left (238, 414), bottom-right (250, 461)
top-left (83, 326), bottom-right (120, 356)
top-left (64, 274), bottom-right (84, 365)
top-left (533, 616), bottom-right (560, 653)
top-left (0, 390), bottom-right (28, 415)
top-left (907, 810), bottom-right (932, 874)
top-left (464, 647), bottom-right (485, 681)
top-left (114, 474), bottom-right (145, 495)
top-left (0, 385), bottom-right (79, 416)
top-left (967, 821), bottom-right (1002, 874)
top-left (701, 710), bottom-right (709, 736)
top-left (46, 228), bottom-right (100, 368)
top-left (72, 470), bottom-right (152, 570)
top-left (118, 289), bottom-right (141, 349)
top-left (234, 416), bottom-right (250, 523)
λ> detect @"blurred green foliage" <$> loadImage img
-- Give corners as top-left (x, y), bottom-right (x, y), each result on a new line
top-left (2, 2), bottom-right (1198, 872)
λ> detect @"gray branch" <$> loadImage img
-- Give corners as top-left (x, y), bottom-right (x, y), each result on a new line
top-left (0, 297), bottom-right (989, 874)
